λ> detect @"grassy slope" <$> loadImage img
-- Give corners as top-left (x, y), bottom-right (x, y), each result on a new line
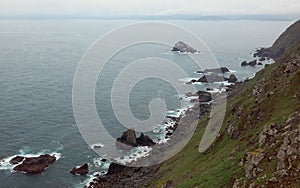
top-left (148, 44), bottom-right (300, 188)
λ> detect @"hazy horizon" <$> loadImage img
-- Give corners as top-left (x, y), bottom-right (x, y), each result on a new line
top-left (0, 0), bottom-right (299, 20)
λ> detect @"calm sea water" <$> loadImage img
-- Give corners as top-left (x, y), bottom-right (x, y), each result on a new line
top-left (0, 19), bottom-right (292, 188)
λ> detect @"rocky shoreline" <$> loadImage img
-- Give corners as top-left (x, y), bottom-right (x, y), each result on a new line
top-left (86, 67), bottom-right (242, 187)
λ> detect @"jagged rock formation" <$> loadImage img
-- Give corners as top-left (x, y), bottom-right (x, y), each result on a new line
top-left (116, 129), bottom-right (155, 149)
top-left (70, 163), bottom-right (89, 175)
top-left (87, 163), bottom-right (158, 188)
top-left (11, 154), bottom-right (56, 174)
top-left (171, 41), bottom-right (197, 53)
top-left (241, 60), bottom-right (257, 66)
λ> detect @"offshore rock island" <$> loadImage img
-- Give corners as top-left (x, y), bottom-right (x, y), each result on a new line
top-left (87, 19), bottom-right (300, 188)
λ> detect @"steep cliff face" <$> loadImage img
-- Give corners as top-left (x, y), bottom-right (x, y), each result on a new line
top-left (148, 33), bottom-right (300, 188)
top-left (254, 20), bottom-right (300, 59)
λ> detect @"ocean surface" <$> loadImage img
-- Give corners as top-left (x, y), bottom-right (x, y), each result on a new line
top-left (0, 19), bottom-right (292, 187)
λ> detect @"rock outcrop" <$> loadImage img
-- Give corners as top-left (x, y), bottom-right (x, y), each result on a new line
top-left (227, 124), bottom-right (240, 139)
top-left (241, 59), bottom-right (257, 66)
top-left (117, 128), bottom-right (137, 147)
top-left (196, 73), bottom-right (238, 83)
top-left (228, 74), bottom-right (238, 83)
top-left (88, 163), bottom-right (158, 188)
top-left (70, 163), bottom-right (89, 175)
top-left (276, 128), bottom-right (300, 177)
top-left (171, 41), bottom-right (197, 53)
top-left (244, 149), bottom-right (264, 179)
top-left (136, 133), bottom-right (156, 146)
top-left (254, 19), bottom-right (300, 59)
top-left (12, 154), bottom-right (56, 174)
top-left (116, 129), bottom-right (155, 149)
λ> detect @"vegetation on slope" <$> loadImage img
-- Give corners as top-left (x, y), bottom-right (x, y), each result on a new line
top-left (149, 41), bottom-right (300, 188)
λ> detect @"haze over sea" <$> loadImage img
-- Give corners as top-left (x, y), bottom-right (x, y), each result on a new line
top-left (0, 19), bottom-right (292, 187)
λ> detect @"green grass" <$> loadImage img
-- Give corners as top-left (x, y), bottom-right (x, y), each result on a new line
top-left (148, 43), bottom-right (300, 188)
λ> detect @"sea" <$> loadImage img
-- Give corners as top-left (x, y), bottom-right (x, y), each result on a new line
top-left (0, 19), bottom-right (292, 188)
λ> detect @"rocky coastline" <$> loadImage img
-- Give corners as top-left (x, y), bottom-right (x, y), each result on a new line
top-left (86, 67), bottom-right (242, 187)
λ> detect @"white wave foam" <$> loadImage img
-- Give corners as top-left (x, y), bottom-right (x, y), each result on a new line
top-left (206, 88), bottom-right (227, 94)
top-left (93, 157), bottom-right (110, 169)
top-left (0, 149), bottom-right (61, 172)
top-left (75, 174), bottom-right (95, 188)
top-left (214, 81), bottom-right (234, 86)
top-left (90, 143), bottom-right (104, 150)
top-left (178, 77), bottom-right (199, 82)
top-left (114, 146), bottom-right (152, 165)
top-left (164, 51), bottom-right (202, 55)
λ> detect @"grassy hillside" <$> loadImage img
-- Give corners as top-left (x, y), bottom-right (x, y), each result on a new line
top-left (148, 43), bottom-right (300, 188)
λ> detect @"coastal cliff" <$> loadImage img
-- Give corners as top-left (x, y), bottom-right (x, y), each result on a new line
top-left (88, 20), bottom-right (300, 188)
top-left (254, 19), bottom-right (300, 59)
top-left (148, 27), bottom-right (300, 188)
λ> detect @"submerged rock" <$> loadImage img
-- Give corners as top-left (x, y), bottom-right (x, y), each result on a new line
top-left (241, 60), bottom-right (257, 66)
top-left (241, 61), bottom-right (248, 66)
top-left (171, 41), bottom-right (197, 53)
top-left (70, 163), bottom-right (89, 175)
top-left (198, 67), bottom-right (230, 74)
top-left (13, 154), bottom-right (56, 174)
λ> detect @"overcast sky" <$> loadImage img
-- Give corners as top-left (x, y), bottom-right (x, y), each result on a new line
top-left (0, 0), bottom-right (299, 18)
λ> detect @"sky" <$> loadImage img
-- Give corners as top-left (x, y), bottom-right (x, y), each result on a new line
top-left (0, 0), bottom-right (299, 18)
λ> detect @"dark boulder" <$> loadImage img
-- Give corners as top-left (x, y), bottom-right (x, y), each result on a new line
top-left (70, 163), bottom-right (89, 175)
top-left (136, 133), bottom-right (155, 146)
top-left (185, 79), bottom-right (197, 84)
top-left (248, 60), bottom-right (257, 66)
top-left (259, 57), bottom-right (266, 61)
top-left (228, 74), bottom-right (238, 83)
top-left (241, 61), bottom-right (248, 66)
top-left (13, 154), bottom-right (56, 174)
top-left (171, 41), bottom-right (197, 53)
top-left (196, 90), bottom-right (212, 102)
top-left (117, 128), bottom-right (137, 147)
top-left (241, 60), bottom-right (257, 66)
top-left (107, 163), bottom-right (128, 175)
top-left (116, 129), bottom-right (155, 149)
